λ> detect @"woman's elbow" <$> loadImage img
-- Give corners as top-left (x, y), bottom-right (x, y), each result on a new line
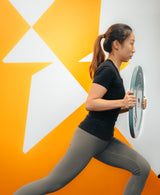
top-left (85, 100), bottom-right (92, 111)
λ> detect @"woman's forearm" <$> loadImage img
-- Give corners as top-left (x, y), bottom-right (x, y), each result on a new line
top-left (85, 98), bottom-right (124, 111)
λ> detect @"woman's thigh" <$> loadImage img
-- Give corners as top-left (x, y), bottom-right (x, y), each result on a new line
top-left (42, 128), bottom-right (111, 193)
top-left (46, 128), bottom-right (109, 182)
top-left (94, 137), bottom-right (150, 175)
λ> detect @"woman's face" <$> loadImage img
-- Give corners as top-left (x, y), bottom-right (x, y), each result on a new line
top-left (119, 32), bottom-right (136, 62)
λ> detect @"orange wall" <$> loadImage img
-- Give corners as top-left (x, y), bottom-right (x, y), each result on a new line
top-left (0, 0), bottom-right (160, 194)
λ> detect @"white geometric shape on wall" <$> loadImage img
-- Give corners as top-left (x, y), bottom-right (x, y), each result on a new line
top-left (9, 0), bottom-right (55, 26)
top-left (23, 62), bottom-right (88, 153)
top-left (100, 0), bottom-right (160, 176)
top-left (116, 61), bottom-right (160, 176)
top-left (3, 28), bottom-right (56, 63)
top-left (79, 52), bottom-right (93, 62)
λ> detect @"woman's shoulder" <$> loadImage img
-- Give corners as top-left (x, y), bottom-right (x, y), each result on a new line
top-left (96, 60), bottom-right (115, 74)
top-left (93, 60), bottom-right (116, 88)
top-left (99, 59), bottom-right (114, 69)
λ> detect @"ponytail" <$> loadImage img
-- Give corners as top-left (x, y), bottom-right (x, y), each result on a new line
top-left (89, 34), bottom-right (106, 79)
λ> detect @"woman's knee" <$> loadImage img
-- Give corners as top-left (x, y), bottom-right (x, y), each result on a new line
top-left (136, 157), bottom-right (151, 178)
top-left (47, 183), bottom-right (64, 193)
top-left (43, 175), bottom-right (69, 193)
top-left (142, 159), bottom-right (151, 177)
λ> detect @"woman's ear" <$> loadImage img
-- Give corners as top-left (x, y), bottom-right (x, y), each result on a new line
top-left (112, 40), bottom-right (120, 50)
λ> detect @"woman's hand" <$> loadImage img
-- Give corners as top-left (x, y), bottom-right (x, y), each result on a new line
top-left (143, 96), bottom-right (147, 110)
top-left (121, 93), bottom-right (147, 112)
top-left (122, 91), bottom-right (136, 110)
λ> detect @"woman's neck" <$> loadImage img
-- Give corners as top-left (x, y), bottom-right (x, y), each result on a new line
top-left (107, 53), bottom-right (122, 72)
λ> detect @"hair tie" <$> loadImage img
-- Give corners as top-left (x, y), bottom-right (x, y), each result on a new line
top-left (103, 34), bottom-right (106, 38)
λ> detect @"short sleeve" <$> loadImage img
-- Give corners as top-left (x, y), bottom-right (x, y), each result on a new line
top-left (93, 66), bottom-right (114, 90)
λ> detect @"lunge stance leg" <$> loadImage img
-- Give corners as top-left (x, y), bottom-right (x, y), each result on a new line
top-left (13, 128), bottom-right (109, 195)
top-left (94, 137), bottom-right (150, 195)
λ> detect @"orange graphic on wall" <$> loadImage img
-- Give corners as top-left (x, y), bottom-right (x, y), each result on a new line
top-left (0, 0), bottom-right (160, 194)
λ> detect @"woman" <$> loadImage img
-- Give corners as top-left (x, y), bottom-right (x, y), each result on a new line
top-left (14, 23), bottom-right (150, 195)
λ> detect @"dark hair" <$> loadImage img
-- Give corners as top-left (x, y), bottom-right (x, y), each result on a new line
top-left (89, 23), bottom-right (132, 79)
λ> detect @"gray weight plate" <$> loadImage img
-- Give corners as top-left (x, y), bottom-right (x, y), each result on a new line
top-left (129, 66), bottom-right (144, 138)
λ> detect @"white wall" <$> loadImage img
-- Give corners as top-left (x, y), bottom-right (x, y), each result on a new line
top-left (99, 0), bottom-right (160, 175)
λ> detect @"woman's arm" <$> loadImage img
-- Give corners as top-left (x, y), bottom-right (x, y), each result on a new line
top-left (85, 83), bottom-right (136, 111)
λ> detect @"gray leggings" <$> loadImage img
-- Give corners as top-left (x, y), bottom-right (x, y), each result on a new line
top-left (13, 127), bottom-right (150, 195)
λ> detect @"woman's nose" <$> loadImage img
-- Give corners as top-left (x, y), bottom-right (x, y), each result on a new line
top-left (133, 46), bottom-right (136, 53)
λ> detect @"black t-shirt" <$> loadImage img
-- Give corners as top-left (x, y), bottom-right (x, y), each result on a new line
top-left (79, 59), bottom-right (125, 141)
